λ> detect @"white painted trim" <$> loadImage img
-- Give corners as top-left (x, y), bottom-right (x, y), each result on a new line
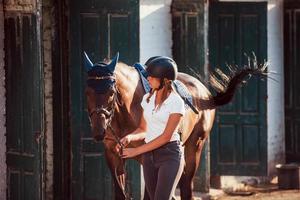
top-left (0, 0), bottom-right (6, 199)
top-left (267, 0), bottom-right (285, 176)
top-left (139, 0), bottom-right (173, 63)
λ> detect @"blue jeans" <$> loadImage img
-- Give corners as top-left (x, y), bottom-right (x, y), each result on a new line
top-left (142, 141), bottom-right (185, 200)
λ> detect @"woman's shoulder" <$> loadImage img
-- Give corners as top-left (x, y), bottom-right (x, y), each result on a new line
top-left (142, 92), bottom-right (152, 103)
top-left (141, 93), bottom-right (151, 109)
top-left (142, 93), bottom-right (148, 98)
top-left (142, 92), bottom-right (150, 100)
top-left (168, 91), bottom-right (184, 105)
top-left (166, 91), bottom-right (185, 114)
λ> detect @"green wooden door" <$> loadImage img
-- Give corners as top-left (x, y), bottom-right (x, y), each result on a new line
top-left (69, 0), bottom-right (139, 199)
top-left (5, 14), bottom-right (43, 200)
top-left (209, 2), bottom-right (267, 175)
top-left (172, 0), bottom-right (209, 192)
top-left (284, 1), bottom-right (300, 162)
top-left (172, 0), bottom-right (205, 76)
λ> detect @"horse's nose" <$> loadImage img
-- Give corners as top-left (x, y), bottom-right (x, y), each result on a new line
top-left (93, 133), bottom-right (104, 141)
top-left (93, 127), bottom-right (105, 142)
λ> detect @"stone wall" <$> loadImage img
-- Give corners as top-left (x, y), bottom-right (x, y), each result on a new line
top-left (42, 0), bottom-right (54, 199)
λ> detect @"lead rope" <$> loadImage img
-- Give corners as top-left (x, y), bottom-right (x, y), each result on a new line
top-left (108, 124), bottom-right (132, 200)
top-left (106, 94), bottom-right (132, 200)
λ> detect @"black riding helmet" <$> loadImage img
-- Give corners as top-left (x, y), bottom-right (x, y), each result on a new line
top-left (145, 56), bottom-right (161, 66)
top-left (145, 56), bottom-right (178, 81)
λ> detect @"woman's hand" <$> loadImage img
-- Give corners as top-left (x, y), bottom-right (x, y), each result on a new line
top-left (121, 148), bottom-right (140, 158)
top-left (120, 135), bottom-right (132, 147)
top-left (115, 135), bottom-right (132, 154)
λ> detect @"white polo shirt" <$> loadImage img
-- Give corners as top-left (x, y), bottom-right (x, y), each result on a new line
top-left (141, 91), bottom-right (185, 143)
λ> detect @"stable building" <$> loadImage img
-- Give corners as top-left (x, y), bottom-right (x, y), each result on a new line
top-left (0, 0), bottom-right (298, 199)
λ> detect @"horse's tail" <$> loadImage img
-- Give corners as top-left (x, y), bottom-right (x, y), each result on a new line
top-left (199, 57), bottom-right (268, 110)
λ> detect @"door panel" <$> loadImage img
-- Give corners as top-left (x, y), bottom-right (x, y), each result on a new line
top-left (69, 1), bottom-right (139, 199)
top-left (209, 2), bottom-right (267, 175)
top-left (5, 14), bottom-right (43, 200)
top-left (172, 2), bottom-right (205, 76)
top-left (284, 2), bottom-right (300, 162)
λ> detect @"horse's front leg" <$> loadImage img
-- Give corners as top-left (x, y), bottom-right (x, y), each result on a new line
top-left (104, 144), bottom-right (127, 200)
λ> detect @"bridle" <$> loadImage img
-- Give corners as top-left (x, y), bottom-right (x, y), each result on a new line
top-left (88, 93), bottom-right (116, 130)
top-left (87, 75), bottom-right (124, 147)
top-left (87, 74), bottom-right (131, 199)
top-left (87, 75), bottom-right (117, 131)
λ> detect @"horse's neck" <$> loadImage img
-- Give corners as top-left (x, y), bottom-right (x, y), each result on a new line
top-left (115, 63), bottom-right (143, 103)
top-left (113, 63), bottom-right (145, 134)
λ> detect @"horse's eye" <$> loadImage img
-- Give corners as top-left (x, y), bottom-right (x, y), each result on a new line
top-left (109, 90), bottom-right (114, 97)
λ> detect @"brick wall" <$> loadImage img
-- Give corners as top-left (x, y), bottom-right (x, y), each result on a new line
top-left (140, 0), bottom-right (173, 63)
top-left (4, 0), bottom-right (35, 12)
top-left (172, 0), bottom-right (203, 12)
top-left (0, 0), bottom-right (6, 199)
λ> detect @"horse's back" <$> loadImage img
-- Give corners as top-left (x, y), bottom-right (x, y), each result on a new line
top-left (177, 72), bottom-right (211, 99)
top-left (177, 72), bottom-right (216, 142)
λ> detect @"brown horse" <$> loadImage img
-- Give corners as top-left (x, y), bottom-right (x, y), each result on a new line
top-left (84, 52), bottom-right (267, 200)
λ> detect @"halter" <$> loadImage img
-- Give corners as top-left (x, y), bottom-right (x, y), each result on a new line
top-left (87, 75), bottom-right (116, 126)
top-left (87, 75), bottom-right (116, 81)
top-left (87, 75), bottom-right (123, 146)
top-left (88, 88), bottom-right (125, 151)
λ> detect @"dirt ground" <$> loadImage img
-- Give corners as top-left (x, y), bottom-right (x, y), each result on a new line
top-left (212, 189), bottom-right (300, 200)
top-left (217, 190), bottom-right (300, 200)
top-left (176, 184), bottom-right (300, 200)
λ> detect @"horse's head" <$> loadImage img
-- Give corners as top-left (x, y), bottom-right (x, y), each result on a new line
top-left (84, 52), bottom-right (119, 141)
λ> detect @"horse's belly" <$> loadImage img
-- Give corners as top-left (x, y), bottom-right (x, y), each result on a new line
top-left (180, 110), bottom-right (199, 143)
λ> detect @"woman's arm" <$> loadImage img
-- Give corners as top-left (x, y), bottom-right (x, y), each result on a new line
top-left (124, 114), bottom-right (147, 142)
top-left (121, 113), bottom-right (182, 158)
top-left (115, 113), bottom-right (147, 153)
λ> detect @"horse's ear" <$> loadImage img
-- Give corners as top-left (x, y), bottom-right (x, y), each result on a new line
top-left (83, 51), bottom-right (94, 72)
top-left (107, 52), bottom-right (119, 73)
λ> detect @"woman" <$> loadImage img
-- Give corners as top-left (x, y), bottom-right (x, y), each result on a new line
top-left (116, 56), bottom-right (185, 200)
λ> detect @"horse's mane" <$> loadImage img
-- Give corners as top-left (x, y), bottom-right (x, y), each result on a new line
top-left (114, 62), bottom-right (145, 109)
top-left (115, 62), bottom-right (141, 87)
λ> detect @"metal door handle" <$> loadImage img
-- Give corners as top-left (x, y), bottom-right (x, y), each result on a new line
top-left (35, 131), bottom-right (42, 144)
